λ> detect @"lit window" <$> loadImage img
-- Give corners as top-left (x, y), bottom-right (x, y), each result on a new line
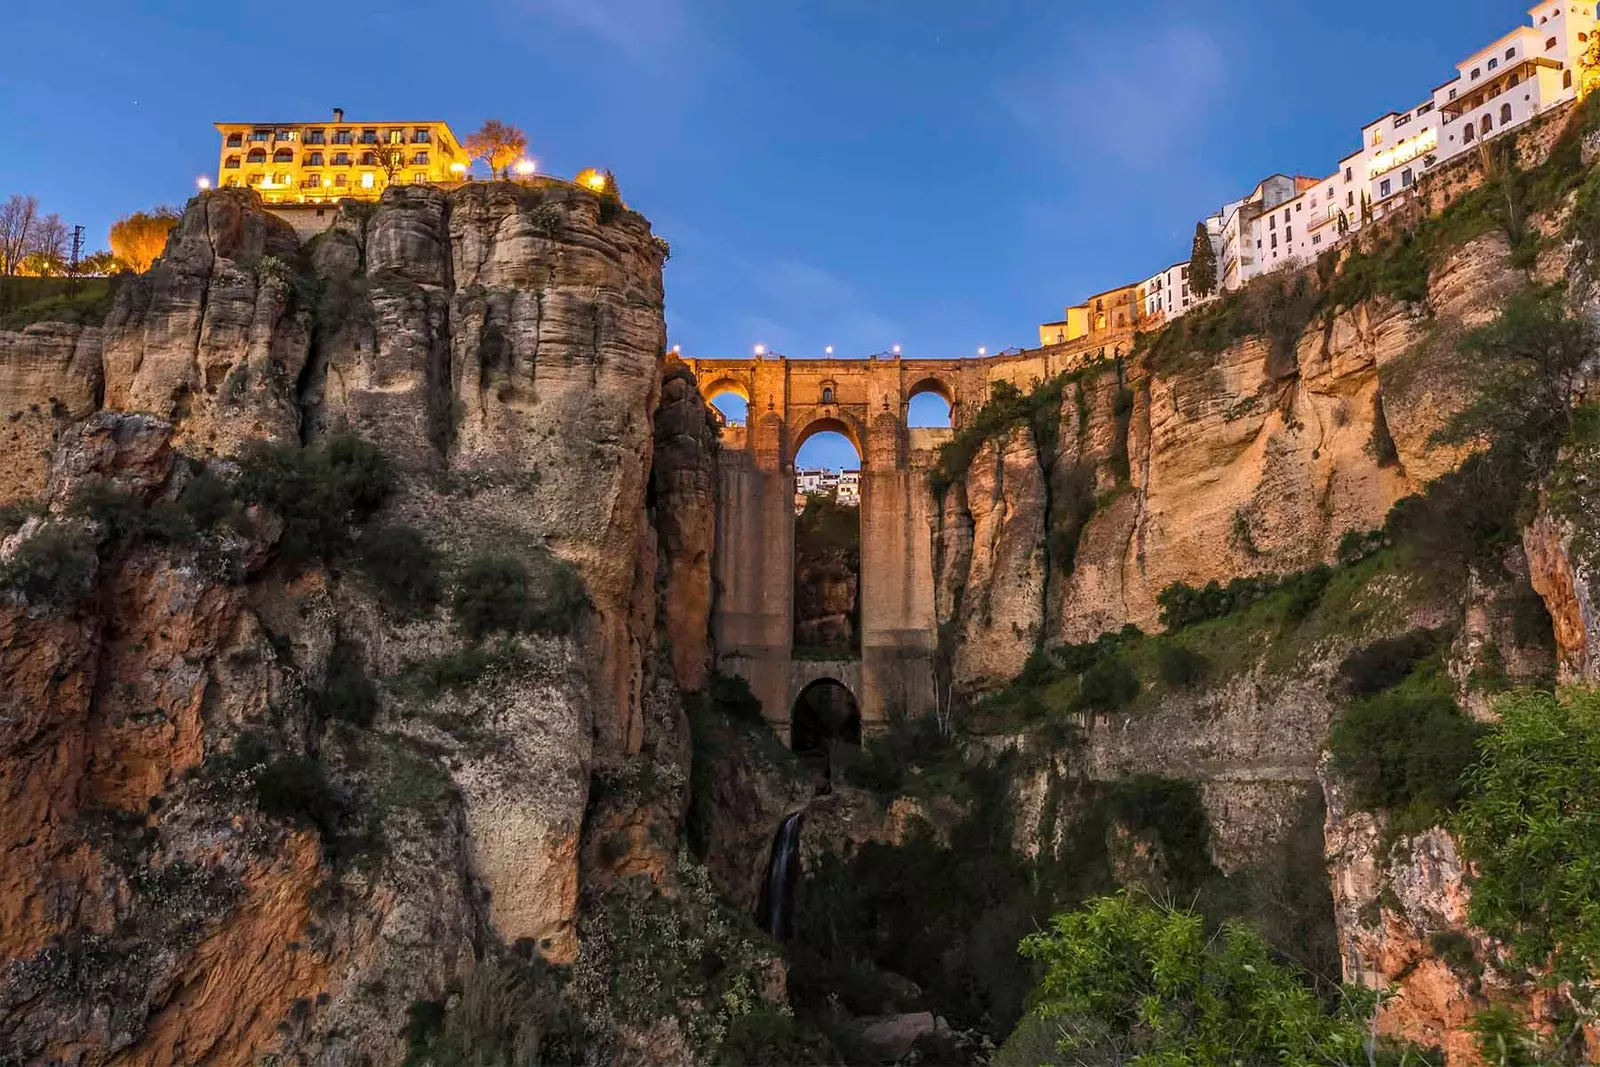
top-left (273, 172), bottom-right (288, 185)
top-left (361, 172), bottom-right (375, 188)
top-left (334, 174), bottom-right (348, 187)
top-left (248, 173), bottom-right (263, 186)
top-left (306, 174), bottom-right (321, 188)
top-left (411, 172), bottom-right (427, 183)
top-left (388, 129), bottom-right (404, 144)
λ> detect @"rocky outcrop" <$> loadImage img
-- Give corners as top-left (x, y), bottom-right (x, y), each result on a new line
top-left (652, 363), bottom-right (718, 693)
top-left (0, 323), bottom-right (102, 505)
top-left (100, 190), bottom-right (310, 457)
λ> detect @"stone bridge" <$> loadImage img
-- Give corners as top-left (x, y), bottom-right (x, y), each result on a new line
top-left (682, 343), bottom-right (1123, 738)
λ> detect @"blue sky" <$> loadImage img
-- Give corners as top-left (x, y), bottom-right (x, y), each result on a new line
top-left (1, 0), bottom-right (1529, 469)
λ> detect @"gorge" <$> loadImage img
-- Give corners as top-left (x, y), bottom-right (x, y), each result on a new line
top-left (3, 95), bottom-right (1600, 1066)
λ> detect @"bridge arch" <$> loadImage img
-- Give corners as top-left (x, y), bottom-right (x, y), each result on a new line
top-left (793, 415), bottom-right (864, 466)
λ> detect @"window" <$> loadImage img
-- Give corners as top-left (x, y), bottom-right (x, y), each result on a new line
top-left (1472, 67), bottom-right (1481, 79)
top-left (1481, 114), bottom-right (1493, 136)
top-left (306, 174), bottom-right (321, 188)
top-left (360, 129), bottom-right (377, 144)
top-left (1506, 47), bottom-right (1516, 59)
top-left (334, 174), bottom-right (348, 187)
top-left (1373, 129), bottom-right (1384, 145)
top-left (1380, 178), bottom-right (1392, 196)
top-left (361, 151), bottom-right (376, 166)
top-left (821, 387), bottom-right (834, 403)
top-left (1347, 191), bottom-right (1355, 206)
top-left (1284, 208), bottom-right (1291, 221)
top-left (306, 129), bottom-right (326, 144)
top-left (361, 172), bottom-right (375, 189)
top-left (333, 152), bottom-right (351, 166)
top-left (1402, 168), bottom-right (1413, 187)
top-left (1511, 72), bottom-right (1521, 87)
top-left (414, 128), bottom-right (431, 143)
top-left (387, 129), bottom-right (404, 144)
top-left (273, 148), bottom-right (293, 163)
top-left (224, 156), bottom-right (240, 169)
top-left (1269, 215), bottom-right (1276, 229)
top-left (412, 151), bottom-right (429, 165)
top-left (275, 128), bottom-right (291, 141)
top-left (1566, 70), bottom-right (1575, 88)
top-left (1344, 166), bottom-right (1353, 180)
top-left (1313, 234), bottom-right (1322, 246)
top-left (1286, 225), bottom-right (1293, 240)
top-left (250, 129), bottom-right (270, 142)
top-left (334, 129), bottom-right (353, 144)
top-left (1326, 186), bottom-right (1333, 198)
top-left (411, 172), bottom-right (427, 184)
top-left (1296, 201), bottom-right (1302, 212)
top-left (226, 133), bottom-right (242, 148)
top-left (1271, 233), bottom-right (1278, 248)
top-left (247, 148), bottom-right (266, 163)
top-left (1584, 32), bottom-right (1591, 42)
top-left (1548, 36), bottom-right (1558, 48)
top-left (1449, 88), bottom-right (1458, 100)
top-left (1501, 102), bottom-right (1513, 124)
top-left (1464, 123), bottom-right (1476, 142)
top-left (224, 178), bottom-right (239, 188)
top-left (247, 173), bottom-right (263, 186)
top-left (1488, 58), bottom-right (1498, 70)
top-left (306, 152), bottom-right (324, 167)
top-left (273, 172), bottom-right (288, 185)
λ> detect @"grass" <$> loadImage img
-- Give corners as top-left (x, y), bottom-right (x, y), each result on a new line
top-left (0, 277), bottom-right (118, 330)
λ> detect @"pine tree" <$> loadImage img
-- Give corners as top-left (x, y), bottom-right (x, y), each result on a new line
top-left (1189, 221), bottom-right (1217, 297)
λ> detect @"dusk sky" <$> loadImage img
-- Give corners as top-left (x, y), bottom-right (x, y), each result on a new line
top-left (1, 0), bottom-right (1532, 467)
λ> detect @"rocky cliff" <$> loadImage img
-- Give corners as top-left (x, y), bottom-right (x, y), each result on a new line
top-left (0, 184), bottom-right (744, 1065)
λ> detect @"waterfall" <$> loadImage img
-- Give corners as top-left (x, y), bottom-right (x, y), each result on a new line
top-left (758, 812), bottom-right (804, 941)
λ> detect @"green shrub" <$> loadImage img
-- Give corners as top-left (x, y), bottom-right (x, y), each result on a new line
top-left (235, 431), bottom-right (394, 566)
top-left (255, 754), bottom-right (345, 839)
top-left (1338, 629), bottom-right (1440, 697)
top-left (315, 649), bottom-right (379, 729)
top-left (179, 468), bottom-right (240, 532)
top-left (1279, 563), bottom-right (1332, 621)
top-left (1076, 655), bottom-right (1139, 712)
top-left (1154, 642), bottom-right (1209, 688)
top-left (1328, 667), bottom-right (1484, 829)
top-left (1336, 528), bottom-right (1387, 566)
top-left (1156, 575), bottom-right (1278, 629)
top-left (1018, 894), bottom-right (1415, 1065)
top-left (402, 958), bottom-right (580, 1067)
top-left (1456, 688), bottom-right (1600, 987)
top-left (451, 550), bottom-right (586, 640)
top-left (67, 483), bottom-right (194, 545)
top-left (0, 522), bottom-right (98, 613)
top-left (716, 1005), bottom-right (840, 1067)
top-left (396, 644), bottom-right (517, 700)
top-left (354, 523), bottom-right (441, 619)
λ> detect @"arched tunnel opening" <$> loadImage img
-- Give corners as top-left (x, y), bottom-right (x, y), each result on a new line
top-left (791, 679), bottom-right (862, 789)
top-left (793, 425), bottom-right (861, 660)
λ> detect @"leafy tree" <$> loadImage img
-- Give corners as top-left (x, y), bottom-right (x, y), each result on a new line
top-left (1188, 221), bottom-right (1217, 297)
top-left (74, 250), bottom-right (118, 276)
top-left (1017, 894), bottom-right (1397, 1065)
top-left (464, 119), bottom-right (528, 179)
top-left (1456, 688), bottom-right (1600, 992)
top-left (368, 137), bottom-right (409, 188)
top-left (109, 207), bottom-right (180, 274)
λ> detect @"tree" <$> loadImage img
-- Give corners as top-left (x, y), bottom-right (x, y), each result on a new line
top-left (1456, 688), bottom-right (1600, 993)
top-left (75, 250), bottom-right (117, 276)
top-left (464, 120), bottom-right (528, 179)
top-left (369, 136), bottom-right (408, 188)
top-left (1014, 894), bottom-right (1422, 1065)
top-left (1188, 221), bottom-right (1217, 297)
top-left (0, 194), bottom-right (39, 276)
top-left (109, 208), bottom-right (180, 274)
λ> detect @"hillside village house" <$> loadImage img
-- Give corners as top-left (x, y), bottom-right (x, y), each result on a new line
top-left (1038, 2), bottom-right (1598, 342)
top-left (214, 111), bottom-right (467, 206)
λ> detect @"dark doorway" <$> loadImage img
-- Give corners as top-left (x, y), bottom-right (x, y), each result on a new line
top-left (791, 679), bottom-right (862, 789)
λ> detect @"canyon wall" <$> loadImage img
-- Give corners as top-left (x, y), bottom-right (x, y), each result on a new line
top-left (0, 183), bottom-right (726, 1064)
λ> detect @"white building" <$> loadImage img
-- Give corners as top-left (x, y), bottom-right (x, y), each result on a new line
top-left (837, 471), bottom-right (861, 506)
top-left (1139, 261), bottom-right (1197, 320)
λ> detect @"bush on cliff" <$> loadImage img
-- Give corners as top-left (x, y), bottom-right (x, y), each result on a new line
top-left (354, 523), bottom-right (441, 619)
top-left (235, 431), bottom-right (394, 566)
top-left (1457, 688), bottom-right (1600, 991)
top-left (451, 550), bottom-right (586, 640)
top-left (0, 521), bottom-right (98, 614)
top-left (1328, 660), bottom-right (1484, 832)
top-left (1013, 894), bottom-right (1420, 1065)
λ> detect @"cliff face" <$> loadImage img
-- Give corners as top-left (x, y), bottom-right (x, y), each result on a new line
top-left (0, 184), bottom-right (716, 1064)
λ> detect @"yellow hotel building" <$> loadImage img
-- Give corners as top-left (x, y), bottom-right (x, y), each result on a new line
top-left (214, 109), bottom-right (467, 204)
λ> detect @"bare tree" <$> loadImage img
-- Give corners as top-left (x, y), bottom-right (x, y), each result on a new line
top-left (464, 120), bottom-right (528, 179)
top-left (0, 194), bottom-right (39, 276)
top-left (370, 135), bottom-right (409, 188)
top-left (32, 213), bottom-right (67, 263)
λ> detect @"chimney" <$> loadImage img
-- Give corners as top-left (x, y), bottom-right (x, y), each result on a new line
top-left (333, 107), bottom-right (344, 122)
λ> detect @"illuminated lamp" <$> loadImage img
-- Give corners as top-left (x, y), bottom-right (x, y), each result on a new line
top-left (449, 162), bottom-right (467, 174)
top-left (825, 345), bottom-right (834, 356)
top-left (978, 346), bottom-right (987, 356)
top-left (576, 167), bottom-right (609, 192)
top-left (892, 344), bottom-right (901, 355)
top-left (754, 344), bottom-right (767, 356)
top-left (196, 176), bottom-right (211, 190)
top-left (514, 157), bottom-right (537, 176)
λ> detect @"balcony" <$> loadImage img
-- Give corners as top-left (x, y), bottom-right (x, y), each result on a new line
top-left (1440, 57), bottom-right (1560, 116)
